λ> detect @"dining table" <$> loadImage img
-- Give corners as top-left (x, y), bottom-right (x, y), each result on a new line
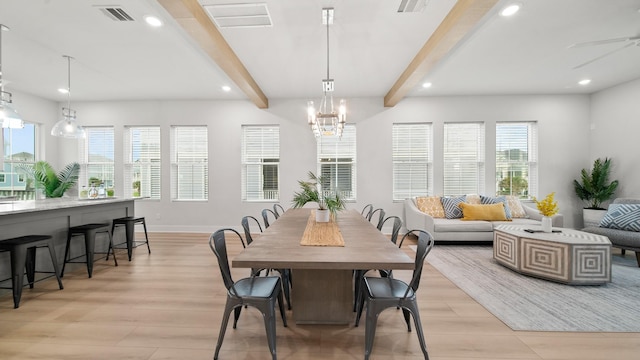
top-left (232, 208), bottom-right (414, 325)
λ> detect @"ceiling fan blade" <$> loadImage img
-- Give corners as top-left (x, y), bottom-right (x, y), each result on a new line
top-left (573, 42), bottom-right (635, 69)
top-left (568, 36), bottom-right (639, 48)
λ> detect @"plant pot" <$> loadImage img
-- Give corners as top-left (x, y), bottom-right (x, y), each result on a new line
top-left (583, 208), bottom-right (607, 228)
top-left (541, 216), bottom-right (553, 233)
top-left (316, 209), bottom-right (330, 223)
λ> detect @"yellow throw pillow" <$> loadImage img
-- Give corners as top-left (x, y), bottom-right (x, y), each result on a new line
top-left (459, 203), bottom-right (509, 221)
top-left (505, 195), bottom-right (527, 218)
top-left (416, 196), bottom-right (445, 218)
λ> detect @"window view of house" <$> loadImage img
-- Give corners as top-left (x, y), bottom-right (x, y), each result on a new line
top-left (496, 122), bottom-right (538, 198)
top-left (317, 124), bottom-right (356, 201)
top-left (125, 126), bottom-right (161, 199)
top-left (79, 127), bottom-right (115, 192)
top-left (0, 123), bottom-right (36, 199)
top-left (241, 125), bottom-right (279, 201)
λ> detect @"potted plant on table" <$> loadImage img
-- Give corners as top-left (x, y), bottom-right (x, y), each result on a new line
top-left (291, 171), bottom-right (345, 222)
top-left (573, 158), bottom-right (619, 227)
top-left (19, 161), bottom-right (80, 198)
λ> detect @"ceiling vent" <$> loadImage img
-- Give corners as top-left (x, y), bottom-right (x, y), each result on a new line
top-left (398, 0), bottom-right (428, 13)
top-left (97, 6), bottom-right (135, 21)
top-left (203, 3), bottom-right (272, 28)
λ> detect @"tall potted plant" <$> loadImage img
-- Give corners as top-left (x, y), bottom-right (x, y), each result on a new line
top-left (573, 157), bottom-right (619, 227)
top-left (291, 171), bottom-right (345, 222)
top-left (19, 161), bottom-right (80, 198)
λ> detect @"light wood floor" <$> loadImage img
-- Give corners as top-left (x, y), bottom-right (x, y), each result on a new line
top-left (1, 232), bottom-right (639, 360)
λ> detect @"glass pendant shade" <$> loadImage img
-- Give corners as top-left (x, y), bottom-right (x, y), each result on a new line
top-left (0, 100), bottom-right (24, 128)
top-left (51, 55), bottom-right (85, 138)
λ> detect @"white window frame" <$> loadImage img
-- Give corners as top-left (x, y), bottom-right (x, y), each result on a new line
top-left (316, 124), bottom-right (356, 201)
top-left (124, 126), bottom-right (161, 199)
top-left (170, 126), bottom-right (208, 201)
top-left (392, 123), bottom-right (433, 200)
top-left (79, 126), bottom-right (115, 190)
top-left (496, 122), bottom-right (538, 198)
top-left (443, 122), bottom-right (485, 196)
top-left (241, 125), bottom-right (280, 201)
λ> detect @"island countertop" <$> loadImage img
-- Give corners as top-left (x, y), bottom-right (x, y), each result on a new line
top-left (0, 197), bottom-right (144, 217)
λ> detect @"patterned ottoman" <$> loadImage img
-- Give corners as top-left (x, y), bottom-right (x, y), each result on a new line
top-left (493, 225), bottom-right (611, 285)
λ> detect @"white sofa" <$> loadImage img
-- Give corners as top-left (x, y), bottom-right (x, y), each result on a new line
top-left (403, 197), bottom-right (564, 242)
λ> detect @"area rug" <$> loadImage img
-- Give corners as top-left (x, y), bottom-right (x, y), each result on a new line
top-left (426, 245), bottom-right (640, 332)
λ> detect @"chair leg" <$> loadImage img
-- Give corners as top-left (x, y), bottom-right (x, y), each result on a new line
top-left (105, 230), bottom-right (118, 267)
top-left (355, 280), bottom-right (366, 327)
top-left (280, 269), bottom-right (292, 310)
top-left (46, 243), bottom-right (64, 290)
top-left (214, 301), bottom-right (234, 360)
top-left (402, 308), bottom-right (412, 332)
top-left (364, 300), bottom-right (380, 360)
top-left (141, 219), bottom-right (151, 254)
top-left (61, 232), bottom-right (73, 278)
top-left (261, 300), bottom-right (278, 360)
top-left (232, 306), bottom-right (242, 329)
top-left (405, 302), bottom-right (429, 360)
top-left (276, 284), bottom-right (288, 327)
top-left (25, 247), bottom-right (36, 288)
top-left (353, 270), bottom-right (364, 312)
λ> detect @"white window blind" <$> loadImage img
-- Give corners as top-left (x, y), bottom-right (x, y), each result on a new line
top-left (79, 127), bottom-right (115, 188)
top-left (241, 125), bottom-right (279, 201)
top-left (496, 122), bottom-right (538, 198)
top-left (317, 124), bottom-right (356, 201)
top-left (1, 123), bottom-right (36, 200)
top-left (170, 126), bottom-right (208, 200)
top-left (124, 126), bottom-right (161, 199)
top-left (443, 123), bottom-right (485, 196)
top-left (392, 123), bottom-right (433, 200)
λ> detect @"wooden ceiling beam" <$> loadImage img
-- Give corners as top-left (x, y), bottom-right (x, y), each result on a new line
top-left (158, 0), bottom-right (269, 109)
top-left (384, 0), bottom-right (499, 107)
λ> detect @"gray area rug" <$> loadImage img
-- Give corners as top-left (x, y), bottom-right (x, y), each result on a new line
top-left (426, 245), bottom-right (640, 332)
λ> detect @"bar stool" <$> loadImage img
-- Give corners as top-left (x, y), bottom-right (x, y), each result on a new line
top-left (0, 235), bottom-right (64, 308)
top-left (109, 216), bottom-right (150, 261)
top-left (62, 223), bottom-right (118, 278)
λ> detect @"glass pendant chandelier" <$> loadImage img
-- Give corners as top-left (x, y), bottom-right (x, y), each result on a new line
top-left (51, 55), bottom-right (86, 138)
top-left (307, 8), bottom-right (346, 139)
top-left (0, 24), bottom-right (24, 129)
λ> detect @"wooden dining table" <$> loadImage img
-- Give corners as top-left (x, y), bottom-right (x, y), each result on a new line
top-left (232, 208), bottom-right (414, 324)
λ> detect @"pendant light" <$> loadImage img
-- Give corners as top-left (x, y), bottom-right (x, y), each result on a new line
top-left (0, 24), bottom-right (24, 129)
top-left (51, 55), bottom-right (85, 138)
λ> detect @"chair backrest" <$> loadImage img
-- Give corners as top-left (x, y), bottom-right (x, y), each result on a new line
top-left (361, 204), bottom-right (373, 218)
top-left (262, 208), bottom-right (278, 228)
top-left (404, 230), bottom-right (435, 298)
top-left (381, 216), bottom-right (402, 245)
top-left (273, 204), bottom-right (286, 218)
top-left (241, 216), bottom-right (262, 245)
top-left (368, 208), bottom-right (385, 230)
top-left (398, 229), bottom-right (421, 248)
top-left (209, 228), bottom-right (245, 292)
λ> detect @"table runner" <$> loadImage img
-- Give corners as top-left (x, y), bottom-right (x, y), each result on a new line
top-left (300, 210), bottom-right (345, 246)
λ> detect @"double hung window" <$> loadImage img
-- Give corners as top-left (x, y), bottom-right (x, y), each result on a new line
top-left (443, 123), bottom-right (485, 196)
top-left (125, 126), bottom-right (161, 199)
top-left (496, 122), bottom-right (538, 198)
top-left (241, 125), bottom-right (279, 201)
top-left (316, 124), bottom-right (356, 201)
top-left (392, 123), bottom-right (433, 200)
top-left (80, 127), bottom-right (115, 189)
top-left (170, 126), bottom-right (208, 200)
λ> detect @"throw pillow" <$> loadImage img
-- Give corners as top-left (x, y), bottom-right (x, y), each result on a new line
top-left (465, 194), bottom-right (481, 204)
top-left (480, 195), bottom-right (512, 220)
top-left (459, 203), bottom-right (509, 221)
top-left (505, 195), bottom-right (527, 218)
top-left (441, 195), bottom-right (466, 219)
top-left (600, 204), bottom-right (640, 232)
top-left (416, 196), bottom-right (445, 218)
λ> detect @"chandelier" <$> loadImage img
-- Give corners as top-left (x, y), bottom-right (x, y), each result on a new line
top-left (0, 24), bottom-right (24, 129)
top-left (307, 8), bottom-right (346, 138)
top-left (51, 55), bottom-right (86, 138)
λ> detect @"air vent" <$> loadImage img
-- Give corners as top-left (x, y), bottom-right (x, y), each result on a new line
top-left (203, 3), bottom-right (272, 28)
top-left (97, 7), bottom-right (135, 21)
top-left (398, 0), bottom-right (428, 13)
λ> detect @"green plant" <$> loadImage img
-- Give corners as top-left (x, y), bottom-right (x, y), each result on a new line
top-left (20, 161), bottom-right (80, 198)
top-left (291, 171), bottom-right (345, 215)
top-left (573, 158), bottom-right (619, 210)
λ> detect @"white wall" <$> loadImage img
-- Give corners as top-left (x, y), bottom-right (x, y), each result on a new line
top-left (590, 78), bottom-right (640, 201)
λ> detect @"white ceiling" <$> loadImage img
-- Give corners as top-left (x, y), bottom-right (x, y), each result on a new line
top-left (1, 0), bottom-right (639, 104)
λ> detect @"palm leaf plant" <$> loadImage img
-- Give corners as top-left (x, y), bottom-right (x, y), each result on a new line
top-left (19, 161), bottom-right (80, 198)
top-left (291, 171), bottom-right (345, 215)
top-left (573, 158), bottom-right (619, 210)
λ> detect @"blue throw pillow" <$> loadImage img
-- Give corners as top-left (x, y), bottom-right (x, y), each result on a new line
top-left (441, 195), bottom-right (466, 219)
top-left (600, 204), bottom-right (640, 232)
top-left (480, 195), bottom-right (512, 220)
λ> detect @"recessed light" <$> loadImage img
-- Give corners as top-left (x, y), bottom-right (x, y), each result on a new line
top-left (58, 88), bottom-right (69, 94)
top-left (578, 79), bottom-right (591, 86)
top-left (144, 16), bottom-right (163, 27)
top-left (222, 85), bottom-right (231, 92)
top-left (500, 4), bottom-right (521, 17)
top-left (422, 82), bottom-right (432, 89)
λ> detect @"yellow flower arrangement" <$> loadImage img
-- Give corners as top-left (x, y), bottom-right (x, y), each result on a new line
top-left (533, 192), bottom-right (559, 217)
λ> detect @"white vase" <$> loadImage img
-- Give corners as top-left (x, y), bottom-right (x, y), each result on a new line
top-left (316, 209), bottom-right (330, 223)
top-left (541, 216), bottom-right (553, 233)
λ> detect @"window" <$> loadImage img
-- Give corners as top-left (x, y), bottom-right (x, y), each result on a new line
top-left (170, 126), bottom-right (208, 200)
top-left (496, 122), bottom-right (538, 198)
top-left (242, 125), bottom-right (279, 201)
top-left (392, 123), bottom-right (433, 200)
top-left (443, 123), bottom-right (485, 196)
top-left (125, 126), bottom-right (161, 199)
top-left (80, 127), bottom-right (114, 189)
top-left (1, 123), bottom-right (36, 199)
top-left (317, 124), bottom-right (356, 200)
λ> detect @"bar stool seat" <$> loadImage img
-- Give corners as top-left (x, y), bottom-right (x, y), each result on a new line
top-left (62, 223), bottom-right (118, 278)
top-left (0, 235), bottom-right (64, 308)
top-left (110, 216), bottom-right (150, 261)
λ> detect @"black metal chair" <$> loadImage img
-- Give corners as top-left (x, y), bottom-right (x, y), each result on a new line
top-left (355, 230), bottom-right (434, 360)
top-left (241, 216), bottom-right (262, 246)
top-left (62, 223), bottom-right (118, 278)
top-left (368, 208), bottom-right (386, 230)
top-left (273, 204), bottom-right (286, 218)
top-left (209, 229), bottom-right (287, 360)
top-left (361, 204), bottom-right (373, 219)
top-left (109, 216), bottom-right (151, 261)
top-left (261, 208), bottom-right (278, 229)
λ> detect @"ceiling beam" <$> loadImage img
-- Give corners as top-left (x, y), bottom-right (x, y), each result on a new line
top-left (384, 0), bottom-right (499, 107)
top-left (158, 0), bottom-right (269, 109)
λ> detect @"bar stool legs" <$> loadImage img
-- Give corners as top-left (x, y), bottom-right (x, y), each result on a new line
top-left (62, 223), bottom-right (118, 278)
top-left (110, 217), bottom-right (151, 261)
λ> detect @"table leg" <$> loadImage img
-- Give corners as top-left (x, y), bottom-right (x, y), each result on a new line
top-left (291, 269), bottom-right (353, 325)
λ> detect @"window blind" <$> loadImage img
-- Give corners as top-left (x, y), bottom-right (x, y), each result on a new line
top-left (170, 126), bottom-right (208, 200)
top-left (496, 122), bottom-right (538, 198)
top-left (443, 123), bottom-right (485, 196)
top-left (79, 127), bottom-right (115, 188)
top-left (317, 124), bottom-right (356, 200)
top-left (124, 126), bottom-right (161, 199)
top-left (1, 123), bottom-right (36, 199)
top-left (392, 123), bottom-right (432, 200)
top-left (241, 125), bottom-right (279, 201)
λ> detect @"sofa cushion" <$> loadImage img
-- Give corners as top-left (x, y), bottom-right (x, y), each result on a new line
top-left (441, 195), bottom-right (466, 219)
top-left (505, 195), bottom-right (528, 218)
top-left (416, 196), bottom-right (445, 218)
top-left (459, 203), bottom-right (509, 221)
top-left (600, 204), bottom-right (640, 232)
top-left (465, 194), bottom-right (481, 204)
top-left (480, 195), bottom-right (512, 220)
top-left (433, 218), bottom-right (494, 232)
top-left (582, 226), bottom-right (640, 248)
